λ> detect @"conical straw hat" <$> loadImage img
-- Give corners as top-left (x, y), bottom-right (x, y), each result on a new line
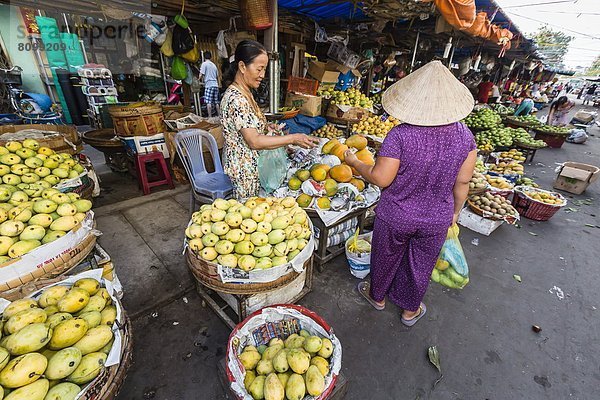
top-left (382, 60), bottom-right (474, 126)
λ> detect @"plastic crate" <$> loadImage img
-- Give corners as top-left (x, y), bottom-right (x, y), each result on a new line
top-left (120, 133), bottom-right (169, 159)
top-left (287, 76), bottom-right (319, 96)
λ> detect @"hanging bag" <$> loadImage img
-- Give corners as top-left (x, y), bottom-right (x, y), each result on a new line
top-left (171, 56), bottom-right (187, 80)
top-left (171, 0), bottom-right (194, 55)
top-left (160, 29), bottom-right (174, 57)
top-left (430, 224), bottom-right (469, 289)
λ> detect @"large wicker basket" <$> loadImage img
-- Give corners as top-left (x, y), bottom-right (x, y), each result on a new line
top-left (0, 124), bottom-right (82, 154)
top-left (0, 232), bottom-right (97, 296)
top-left (512, 186), bottom-right (566, 221)
top-left (240, 0), bottom-right (273, 30)
top-left (109, 102), bottom-right (164, 137)
top-left (186, 249), bottom-right (312, 295)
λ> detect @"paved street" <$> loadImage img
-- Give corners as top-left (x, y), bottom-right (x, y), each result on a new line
top-left (88, 100), bottom-right (600, 399)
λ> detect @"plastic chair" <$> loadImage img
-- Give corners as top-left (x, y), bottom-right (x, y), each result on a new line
top-left (174, 129), bottom-right (233, 215)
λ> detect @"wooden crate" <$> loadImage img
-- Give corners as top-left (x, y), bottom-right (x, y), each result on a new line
top-left (195, 257), bottom-right (314, 329)
top-left (217, 357), bottom-right (348, 399)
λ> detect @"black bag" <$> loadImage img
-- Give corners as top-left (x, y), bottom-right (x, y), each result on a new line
top-left (172, 24), bottom-right (194, 55)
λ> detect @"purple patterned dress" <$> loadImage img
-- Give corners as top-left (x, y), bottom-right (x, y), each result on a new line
top-left (370, 122), bottom-right (476, 311)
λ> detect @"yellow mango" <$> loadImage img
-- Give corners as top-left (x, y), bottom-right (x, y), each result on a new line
top-left (45, 347), bottom-right (82, 380)
top-left (310, 356), bottom-right (330, 376)
top-left (305, 365), bottom-right (325, 396)
top-left (239, 350), bottom-right (261, 370)
top-left (73, 325), bottom-right (113, 355)
top-left (0, 346), bottom-right (10, 370)
top-left (286, 349), bottom-right (310, 374)
top-left (66, 352), bottom-right (106, 385)
top-left (73, 278), bottom-right (100, 295)
top-left (256, 359), bottom-right (274, 376)
top-left (99, 338), bottom-right (114, 355)
top-left (244, 370), bottom-right (256, 391)
top-left (261, 344), bottom-right (282, 361)
top-left (264, 373), bottom-right (284, 400)
top-left (57, 288), bottom-right (89, 314)
top-left (302, 336), bottom-right (322, 354)
top-left (2, 299), bottom-right (37, 319)
top-left (248, 375), bottom-right (265, 399)
top-left (95, 288), bottom-right (112, 306)
top-left (285, 373), bottom-right (306, 400)
top-left (77, 311), bottom-right (102, 329)
top-left (37, 286), bottom-right (69, 308)
top-left (43, 306), bottom-right (59, 317)
top-left (317, 338), bottom-right (333, 358)
top-left (48, 318), bottom-right (88, 350)
top-left (5, 323), bottom-right (52, 355)
top-left (0, 353), bottom-right (47, 388)
top-left (276, 371), bottom-right (291, 388)
top-left (45, 313), bottom-right (73, 330)
top-left (4, 378), bottom-right (48, 400)
top-left (75, 295), bottom-right (106, 315)
top-left (4, 308), bottom-right (47, 334)
top-left (100, 306), bottom-right (116, 326)
top-left (43, 382), bottom-right (81, 400)
top-left (272, 349), bottom-right (289, 373)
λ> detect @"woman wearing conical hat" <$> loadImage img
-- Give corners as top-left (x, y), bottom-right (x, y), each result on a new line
top-left (345, 60), bottom-right (476, 326)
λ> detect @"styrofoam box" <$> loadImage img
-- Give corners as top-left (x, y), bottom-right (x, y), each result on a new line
top-left (120, 133), bottom-right (170, 159)
top-left (458, 207), bottom-right (503, 236)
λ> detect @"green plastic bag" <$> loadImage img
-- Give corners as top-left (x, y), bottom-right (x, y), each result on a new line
top-left (171, 56), bottom-right (187, 80)
top-left (258, 147), bottom-right (288, 194)
top-left (431, 224), bottom-right (469, 289)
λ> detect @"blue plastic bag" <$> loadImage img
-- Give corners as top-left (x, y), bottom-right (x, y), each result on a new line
top-left (431, 224), bottom-right (469, 289)
top-left (258, 147), bottom-right (288, 194)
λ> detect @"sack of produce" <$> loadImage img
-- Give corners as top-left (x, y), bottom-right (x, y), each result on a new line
top-left (431, 224), bottom-right (469, 289)
top-left (226, 304), bottom-right (342, 400)
top-left (345, 229), bottom-right (372, 279)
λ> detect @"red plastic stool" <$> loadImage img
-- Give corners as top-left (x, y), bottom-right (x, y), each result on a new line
top-left (134, 151), bottom-right (174, 195)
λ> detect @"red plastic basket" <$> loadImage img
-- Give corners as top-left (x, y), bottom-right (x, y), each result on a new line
top-left (287, 76), bottom-right (319, 96)
top-left (534, 131), bottom-right (567, 148)
top-left (512, 187), bottom-right (566, 221)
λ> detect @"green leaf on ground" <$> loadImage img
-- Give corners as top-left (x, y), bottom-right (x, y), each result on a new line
top-left (513, 274), bottom-right (522, 283)
top-left (528, 232), bottom-right (538, 236)
top-left (428, 346), bottom-right (441, 373)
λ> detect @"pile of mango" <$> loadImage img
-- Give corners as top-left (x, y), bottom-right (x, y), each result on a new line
top-left (488, 161), bottom-right (524, 176)
top-left (239, 330), bottom-right (334, 400)
top-left (485, 175), bottom-right (513, 190)
top-left (463, 109), bottom-right (502, 130)
top-left (0, 277), bottom-right (117, 399)
top-left (522, 190), bottom-right (564, 205)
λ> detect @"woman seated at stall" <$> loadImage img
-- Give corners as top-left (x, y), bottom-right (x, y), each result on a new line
top-left (513, 92), bottom-right (535, 117)
top-left (220, 40), bottom-right (317, 198)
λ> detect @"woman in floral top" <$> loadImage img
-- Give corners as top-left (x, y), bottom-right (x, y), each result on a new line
top-left (220, 40), bottom-right (317, 198)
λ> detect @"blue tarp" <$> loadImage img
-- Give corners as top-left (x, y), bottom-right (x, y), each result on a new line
top-left (278, 0), bottom-right (364, 20)
top-left (283, 114), bottom-right (326, 134)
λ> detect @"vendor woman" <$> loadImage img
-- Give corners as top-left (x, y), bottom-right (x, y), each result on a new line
top-left (345, 61), bottom-right (476, 327)
top-left (220, 40), bottom-right (318, 198)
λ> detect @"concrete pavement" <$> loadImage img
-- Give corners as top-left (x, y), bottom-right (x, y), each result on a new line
top-left (88, 101), bottom-right (600, 399)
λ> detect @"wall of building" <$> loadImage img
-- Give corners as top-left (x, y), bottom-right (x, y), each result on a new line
top-left (0, 5), bottom-right (46, 94)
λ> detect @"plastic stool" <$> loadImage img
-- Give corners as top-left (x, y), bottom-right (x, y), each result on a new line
top-left (135, 152), bottom-right (174, 195)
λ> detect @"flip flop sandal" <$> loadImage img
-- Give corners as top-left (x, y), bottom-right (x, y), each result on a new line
top-left (357, 281), bottom-right (385, 311)
top-left (401, 303), bottom-right (427, 327)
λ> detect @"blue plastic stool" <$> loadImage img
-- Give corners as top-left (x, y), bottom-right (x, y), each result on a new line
top-left (174, 129), bottom-right (233, 215)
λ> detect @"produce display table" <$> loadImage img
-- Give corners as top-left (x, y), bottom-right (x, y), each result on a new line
top-left (194, 257), bottom-right (314, 329)
top-left (513, 143), bottom-right (539, 163)
top-left (308, 207), bottom-right (368, 271)
top-left (217, 357), bottom-right (349, 399)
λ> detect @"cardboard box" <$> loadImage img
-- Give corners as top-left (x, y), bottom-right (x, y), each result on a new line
top-left (325, 60), bottom-right (362, 79)
top-left (308, 61), bottom-right (340, 83)
top-left (326, 103), bottom-right (370, 121)
top-left (285, 92), bottom-right (322, 117)
top-left (553, 162), bottom-right (600, 194)
top-left (458, 208), bottom-right (504, 236)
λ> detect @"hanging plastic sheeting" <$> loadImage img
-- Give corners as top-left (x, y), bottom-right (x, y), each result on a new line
top-left (429, 0), bottom-right (513, 48)
top-left (279, 0), bottom-right (364, 21)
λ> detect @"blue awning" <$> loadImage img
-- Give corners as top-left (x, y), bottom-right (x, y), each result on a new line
top-left (278, 0), bottom-right (365, 21)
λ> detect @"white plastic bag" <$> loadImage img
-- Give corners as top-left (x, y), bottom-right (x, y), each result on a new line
top-left (345, 231), bottom-right (372, 279)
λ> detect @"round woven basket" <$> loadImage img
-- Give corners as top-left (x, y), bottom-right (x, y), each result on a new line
top-left (186, 249), bottom-right (311, 295)
top-left (512, 186), bottom-right (566, 221)
top-left (467, 199), bottom-right (505, 221)
top-left (109, 103), bottom-right (164, 137)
